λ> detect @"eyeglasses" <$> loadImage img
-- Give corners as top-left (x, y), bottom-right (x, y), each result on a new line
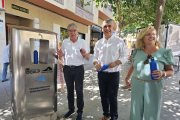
top-left (144, 54), bottom-right (152, 64)
top-left (68, 29), bottom-right (77, 33)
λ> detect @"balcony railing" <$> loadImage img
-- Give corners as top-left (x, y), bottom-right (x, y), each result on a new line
top-left (76, 0), bottom-right (93, 13)
top-left (75, 5), bottom-right (93, 22)
top-left (54, 0), bottom-right (64, 5)
top-left (75, 0), bottom-right (93, 21)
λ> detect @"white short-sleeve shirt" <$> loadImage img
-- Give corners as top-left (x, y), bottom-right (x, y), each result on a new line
top-left (62, 38), bottom-right (88, 66)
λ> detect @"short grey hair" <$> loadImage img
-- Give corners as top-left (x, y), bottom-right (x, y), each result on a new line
top-left (67, 23), bottom-right (77, 30)
top-left (102, 19), bottom-right (117, 30)
top-left (103, 19), bottom-right (114, 24)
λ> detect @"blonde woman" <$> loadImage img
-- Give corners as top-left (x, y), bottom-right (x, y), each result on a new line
top-left (124, 26), bottom-right (174, 120)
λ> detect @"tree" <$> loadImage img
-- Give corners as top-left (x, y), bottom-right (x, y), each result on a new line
top-left (163, 0), bottom-right (180, 24)
top-left (155, 0), bottom-right (166, 35)
top-left (94, 0), bottom-right (180, 34)
top-left (94, 0), bottom-right (157, 33)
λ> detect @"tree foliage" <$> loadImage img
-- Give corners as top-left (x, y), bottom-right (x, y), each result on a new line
top-left (94, 0), bottom-right (180, 34)
top-left (163, 0), bottom-right (180, 24)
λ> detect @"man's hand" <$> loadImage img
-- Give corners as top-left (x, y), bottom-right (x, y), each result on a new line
top-left (94, 63), bottom-right (101, 71)
top-left (80, 48), bottom-right (90, 60)
top-left (109, 60), bottom-right (121, 68)
top-left (93, 61), bottom-right (101, 71)
top-left (80, 48), bottom-right (86, 56)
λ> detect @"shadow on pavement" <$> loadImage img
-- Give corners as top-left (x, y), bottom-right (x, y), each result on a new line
top-left (0, 62), bottom-right (180, 120)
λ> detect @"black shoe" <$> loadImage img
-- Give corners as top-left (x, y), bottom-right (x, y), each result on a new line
top-left (2, 79), bottom-right (8, 82)
top-left (110, 119), bottom-right (117, 120)
top-left (76, 113), bottom-right (82, 120)
top-left (110, 117), bottom-right (118, 120)
top-left (63, 111), bottom-right (75, 118)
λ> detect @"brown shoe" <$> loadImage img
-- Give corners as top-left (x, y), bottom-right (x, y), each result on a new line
top-left (101, 116), bottom-right (110, 120)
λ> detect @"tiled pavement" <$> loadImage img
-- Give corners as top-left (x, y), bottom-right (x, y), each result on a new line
top-left (0, 62), bottom-right (180, 120)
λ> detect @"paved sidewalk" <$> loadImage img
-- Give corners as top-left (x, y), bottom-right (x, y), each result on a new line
top-left (0, 73), bottom-right (11, 120)
top-left (0, 63), bottom-right (180, 120)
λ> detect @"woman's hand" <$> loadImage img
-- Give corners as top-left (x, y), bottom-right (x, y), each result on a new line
top-left (122, 78), bottom-right (131, 89)
top-left (151, 70), bottom-right (165, 80)
top-left (125, 78), bottom-right (131, 87)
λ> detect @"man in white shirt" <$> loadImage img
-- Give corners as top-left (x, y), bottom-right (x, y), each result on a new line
top-left (93, 19), bottom-right (128, 120)
top-left (1, 44), bottom-right (10, 82)
top-left (57, 23), bottom-right (89, 120)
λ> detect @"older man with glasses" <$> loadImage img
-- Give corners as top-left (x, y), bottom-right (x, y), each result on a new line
top-left (57, 23), bottom-right (90, 120)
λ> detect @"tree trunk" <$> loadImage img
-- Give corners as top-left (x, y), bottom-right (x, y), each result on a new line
top-left (116, 0), bottom-right (122, 36)
top-left (155, 0), bottom-right (166, 35)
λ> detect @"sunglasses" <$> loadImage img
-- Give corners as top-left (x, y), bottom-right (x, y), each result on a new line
top-left (144, 54), bottom-right (152, 64)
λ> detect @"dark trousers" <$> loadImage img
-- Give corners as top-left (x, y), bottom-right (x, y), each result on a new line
top-left (63, 65), bottom-right (84, 113)
top-left (98, 72), bottom-right (120, 119)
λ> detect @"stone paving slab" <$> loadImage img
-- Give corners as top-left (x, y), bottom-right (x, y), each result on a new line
top-left (0, 63), bottom-right (180, 120)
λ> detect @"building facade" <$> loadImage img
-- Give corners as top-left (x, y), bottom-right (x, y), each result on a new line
top-left (0, 0), bottom-right (113, 68)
